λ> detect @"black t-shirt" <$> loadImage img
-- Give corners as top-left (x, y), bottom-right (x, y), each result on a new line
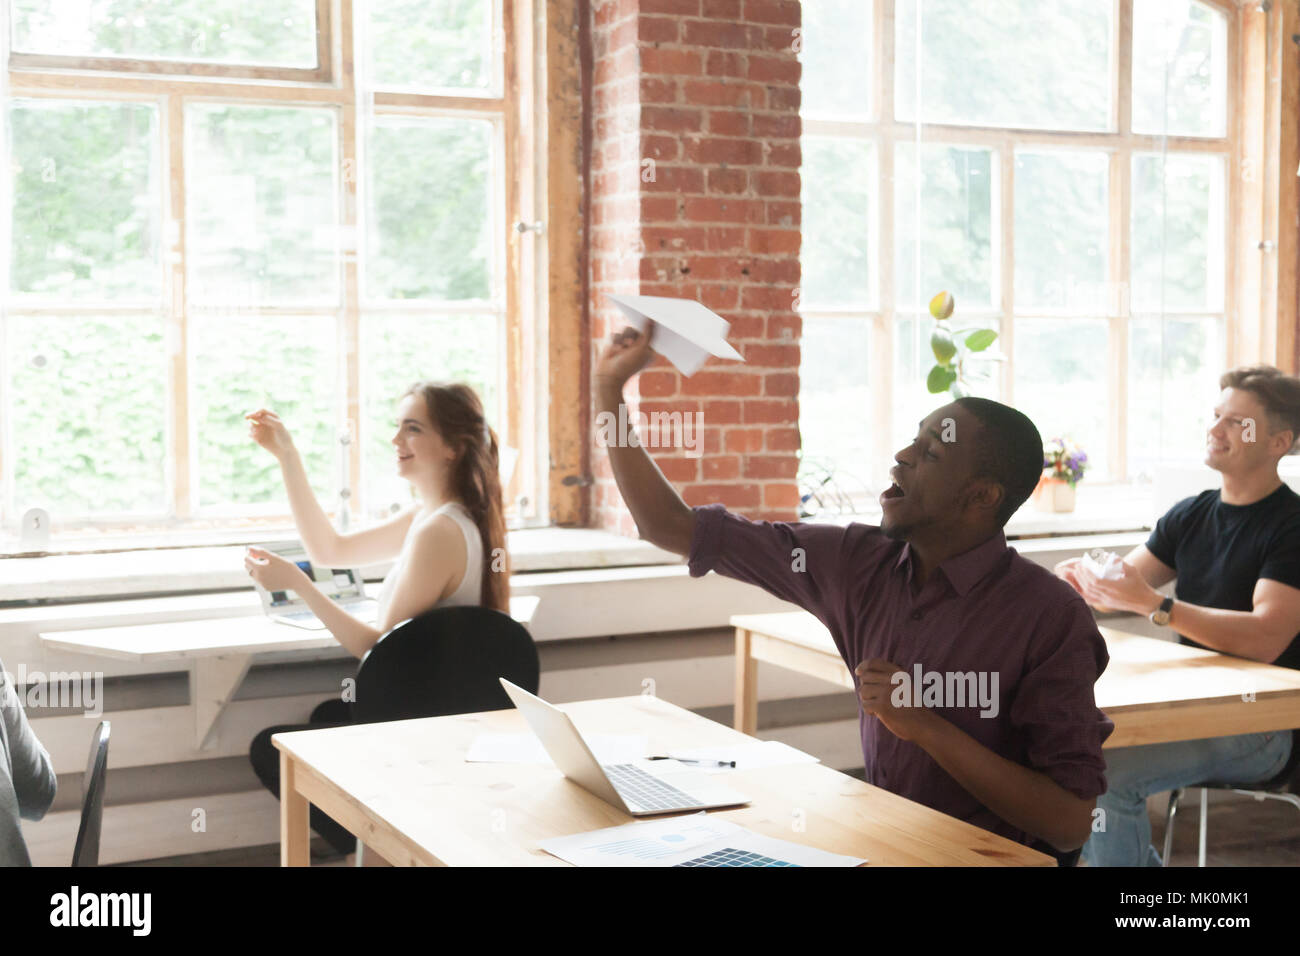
top-left (1146, 483), bottom-right (1300, 669)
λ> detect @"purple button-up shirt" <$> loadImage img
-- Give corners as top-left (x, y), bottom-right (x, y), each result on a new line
top-left (689, 503), bottom-right (1113, 847)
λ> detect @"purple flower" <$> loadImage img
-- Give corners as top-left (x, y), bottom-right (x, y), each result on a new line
top-left (1041, 436), bottom-right (1089, 484)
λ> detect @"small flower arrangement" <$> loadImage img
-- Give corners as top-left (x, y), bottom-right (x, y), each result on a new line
top-left (1042, 438), bottom-right (1088, 488)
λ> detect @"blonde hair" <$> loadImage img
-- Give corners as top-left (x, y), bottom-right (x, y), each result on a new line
top-left (1220, 365), bottom-right (1300, 453)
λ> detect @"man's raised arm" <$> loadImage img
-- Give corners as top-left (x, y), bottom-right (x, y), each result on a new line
top-left (594, 326), bottom-right (695, 556)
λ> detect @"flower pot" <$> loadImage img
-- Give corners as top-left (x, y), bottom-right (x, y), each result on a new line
top-left (1034, 475), bottom-right (1076, 513)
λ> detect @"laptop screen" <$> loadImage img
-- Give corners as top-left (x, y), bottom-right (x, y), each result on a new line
top-left (267, 552), bottom-right (365, 607)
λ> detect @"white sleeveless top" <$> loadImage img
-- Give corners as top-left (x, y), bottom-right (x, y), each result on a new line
top-left (376, 501), bottom-right (483, 618)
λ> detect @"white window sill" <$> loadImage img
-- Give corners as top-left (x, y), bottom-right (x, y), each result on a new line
top-left (807, 482), bottom-right (1155, 539)
top-left (0, 527), bottom-right (682, 604)
top-left (0, 485), bottom-right (1159, 605)
top-left (3, 562), bottom-right (796, 645)
top-left (0, 478), bottom-right (1170, 606)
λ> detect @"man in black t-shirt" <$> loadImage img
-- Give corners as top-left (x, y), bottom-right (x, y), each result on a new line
top-left (1057, 365), bottom-right (1300, 866)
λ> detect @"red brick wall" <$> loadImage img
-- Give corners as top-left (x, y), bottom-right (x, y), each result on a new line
top-left (588, 0), bottom-right (803, 535)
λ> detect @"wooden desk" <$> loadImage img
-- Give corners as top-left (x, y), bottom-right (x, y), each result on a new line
top-left (1096, 626), bottom-right (1300, 746)
top-left (731, 611), bottom-right (1300, 748)
top-left (271, 694), bottom-right (1054, 866)
top-left (39, 595), bottom-right (540, 748)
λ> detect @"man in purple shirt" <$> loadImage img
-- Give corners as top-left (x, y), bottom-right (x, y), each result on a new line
top-left (595, 326), bottom-right (1114, 861)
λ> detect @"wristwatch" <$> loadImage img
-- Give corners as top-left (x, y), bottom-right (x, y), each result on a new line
top-left (1149, 596), bottom-right (1174, 627)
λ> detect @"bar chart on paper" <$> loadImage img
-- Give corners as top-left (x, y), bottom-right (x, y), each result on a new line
top-left (584, 819), bottom-right (725, 862)
top-left (673, 848), bottom-right (798, 867)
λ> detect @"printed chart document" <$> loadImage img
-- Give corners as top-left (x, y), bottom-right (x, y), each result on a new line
top-left (540, 814), bottom-right (865, 867)
top-left (466, 732), bottom-right (647, 765)
top-left (607, 294), bottom-right (743, 377)
top-left (665, 740), bottom-right (821, 774)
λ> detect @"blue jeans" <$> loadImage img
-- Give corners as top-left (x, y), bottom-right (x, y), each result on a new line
top-left (1082, 730), bottom-right (1292, 867)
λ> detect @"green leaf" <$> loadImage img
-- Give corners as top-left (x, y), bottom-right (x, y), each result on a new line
top-left (930, 328), bottom-right (957, 365)
top-left (926, 364), bottom-right (957, 394)
top-left (965, 329), bottom-right (998, 352)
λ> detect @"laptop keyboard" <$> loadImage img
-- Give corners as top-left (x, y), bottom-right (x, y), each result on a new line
top-left (604, 763), bottom-right (701, 811)
top-left (675, 848), bottom-right (799, 867)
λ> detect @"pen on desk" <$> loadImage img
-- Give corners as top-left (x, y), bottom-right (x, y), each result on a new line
top-left (648, 756), bottom-right (736, 767)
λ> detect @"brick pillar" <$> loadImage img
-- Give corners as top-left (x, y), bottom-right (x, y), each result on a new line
top-left (589, 0), bottom-right (802, 534)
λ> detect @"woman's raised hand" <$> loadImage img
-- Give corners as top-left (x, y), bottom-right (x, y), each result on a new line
top-left (245, 409), bottom-right (295, 460)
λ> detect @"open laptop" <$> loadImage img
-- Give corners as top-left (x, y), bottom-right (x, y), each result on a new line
top-left (499, 678), bottom-right (750, 816)
top-left (251, 544), bottom-right (378, 630)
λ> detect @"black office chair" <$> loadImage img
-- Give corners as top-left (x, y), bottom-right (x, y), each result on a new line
top-left (353, 605), bottom-right (540, 724)
top-left (347, 606), bottom-right (539, 865)
top-left (1163, 730), bottom-right (1300, 866)
top-left (72, 720), bottom-right (110, 867)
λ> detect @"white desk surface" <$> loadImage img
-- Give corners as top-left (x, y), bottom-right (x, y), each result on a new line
top-left (37, 594), bottom-right (540, 748)
top-left (40, 594), bottom-right (541, 662)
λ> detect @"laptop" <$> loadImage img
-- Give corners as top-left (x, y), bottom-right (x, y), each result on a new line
top-left (498, 678), bottom-right (750, 816)
top-left (251, 544), bottom-right (379, 630)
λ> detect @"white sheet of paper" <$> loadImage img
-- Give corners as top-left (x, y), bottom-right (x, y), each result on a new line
top-left (1082, 548), bottom-right (1124, 580)
top-left (665, 740), bottom-right (821, 775)
top-left (465, 732), bottom-right (648, 765)
top-left (540, 813), bottom-right (865, 867)
top-left (607, 294), bottom-right (743, 377)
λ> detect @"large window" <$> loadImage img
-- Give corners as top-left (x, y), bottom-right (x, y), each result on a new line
top-left (1, 0), bottom-right (540, 548)
top-left (798, 0), bottom-right (1231, 503)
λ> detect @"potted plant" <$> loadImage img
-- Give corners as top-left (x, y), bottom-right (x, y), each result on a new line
top-left (1037, 438), bottom-right (1088, 513)
top-left (923, 291), bottom-right (999, 398)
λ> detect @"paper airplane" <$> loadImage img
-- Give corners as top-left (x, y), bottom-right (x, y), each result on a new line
top-left (607, 294), bottom-right (744, 377)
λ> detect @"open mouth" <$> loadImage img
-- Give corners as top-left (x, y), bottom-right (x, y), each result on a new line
top-left (880, 483), bottom-right (906, 505)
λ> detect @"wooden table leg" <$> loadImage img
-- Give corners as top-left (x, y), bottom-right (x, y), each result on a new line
top-left (734, 628), bottom-right (758, 735)
top-left (281, 751), bottom-right (311, 867)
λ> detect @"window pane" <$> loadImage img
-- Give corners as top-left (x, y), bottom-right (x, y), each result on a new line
top-left (9, 100), bottom-right (161, 300)
top-left (11, 0), bottom-right (318, 68)
top-left (367, 0), bottom-right (496, 93)
top-left (895, 144), bottom-right (994, 310)
top-left (1014, 150), bottom-right (1108, 313)
top-left (190, 314), bottom-right (338, 509)
top-left (799, 0), bottom-right (872, 119)
top-left (186, 105), bottom-right (338, 306)
top-left (798, 316), bottom-right (872, 495)
top-left (893, 313), bottom-right (1001, 456)
top-left (1013, 318), bottom-right (1109, 478)
top-left (896, 0), bottom-right (1112, 132)
top-left (1131, 153), bottom-right (1224, 313)
top-left (1132, 0), bottom-right (1227, 137)
top-left (7, 315), bottom-right (166, 515)
top-left (366, 118), bottom-right (493, 301)
top-left (361, 314), bottom-right (501, 517)
top-left (801, 137), bottom-right (873, 309)
top-left (1128, 316), bottom-right (1224, 478)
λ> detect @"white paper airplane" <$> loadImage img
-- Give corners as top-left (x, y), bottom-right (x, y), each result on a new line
top-left (607, 294), bottom-right (744, 377)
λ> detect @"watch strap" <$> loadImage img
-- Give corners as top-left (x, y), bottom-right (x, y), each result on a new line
top-left (1150, 596), bottom-right (1174, 625)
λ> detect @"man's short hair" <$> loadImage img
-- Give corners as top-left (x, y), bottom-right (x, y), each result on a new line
top-left (1220, 365), bottom-right (1300, 453)
top-left (955, 397), bottom-right (1044, 527)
